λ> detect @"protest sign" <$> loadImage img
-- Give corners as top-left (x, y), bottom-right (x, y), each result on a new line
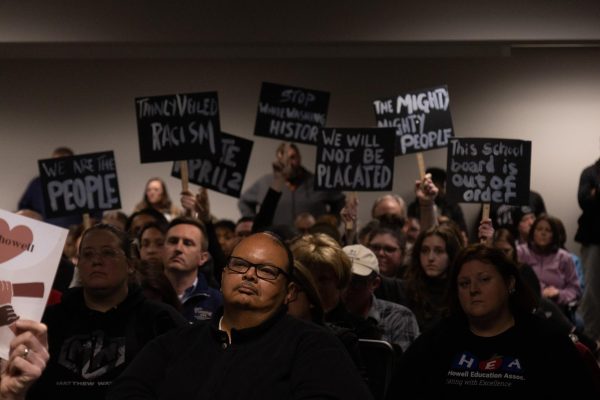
top-left (315, 128), bottom-right (396, 191)
top-left (0, 209), bottom-right (67, 359)
top-left (373, 85), bottom-right (454, 156)
top-left (38, 151), bottom-right (121, 218)
top-left (172, 132), bottom-right (253, 198)
top-left (136, 92), bottom-right (222, 163)
top-left (254, 82), bottom-right (329, 145)
top-left (446, 138), bottom-right (531, 205)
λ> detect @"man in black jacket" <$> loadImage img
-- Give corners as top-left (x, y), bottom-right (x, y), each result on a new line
top-left (108, 232), bottom-right (373, 400)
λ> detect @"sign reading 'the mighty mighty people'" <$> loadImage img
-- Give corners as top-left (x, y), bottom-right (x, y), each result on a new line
top-left (373, 85), bottom-right (454, 156)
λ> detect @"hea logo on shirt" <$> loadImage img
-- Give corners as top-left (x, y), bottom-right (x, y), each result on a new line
top-left (451, 351), bottom-right (523, 373)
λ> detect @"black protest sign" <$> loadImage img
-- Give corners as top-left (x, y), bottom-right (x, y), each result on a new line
top-left (315, 128), bottom-right (396, 191)
top-left (171, 132), bottom-right (253, 198)
top-left (254, 82), bottom-right (329, 145)
top-left (38, 151), bottom-right (121, 218)
top-left (135, 92), bottom-right (222, 163)
top-left (373, 85), bottom-right (454, 156)
top-left (446, 138), bottom-right (531, 205)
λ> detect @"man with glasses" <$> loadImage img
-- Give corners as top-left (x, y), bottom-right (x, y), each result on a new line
top-left (163, 217), bottom-right (222, 323)
top-left (343, 244), bottom-right (419, 353)
top-left (109, 232), bottom-right (373, 400)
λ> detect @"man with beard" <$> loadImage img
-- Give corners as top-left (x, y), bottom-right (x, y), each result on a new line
top-left (108, 232), bottom-right (372, 400)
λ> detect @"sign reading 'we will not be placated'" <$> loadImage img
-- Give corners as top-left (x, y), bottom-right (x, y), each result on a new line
top-left (446, 138), bottom-right (531, 205)
top-left (315, 128), bottom-right (396, 191)
top-left (38, 151), bottom-right (121, 218)
top-left (373, 85), bottom-right (454, 156)
top-left (254, 82), bottom-right (329, 145)
top-left (135, 92), bottom-right (222, 163)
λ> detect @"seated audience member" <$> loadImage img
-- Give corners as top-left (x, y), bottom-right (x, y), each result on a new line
top-left (371, 194), bottom-right (407, 222)
top-left (287, 260), bottom-right (369, 386)
top-left (239, 142), bottom-right (345, 227)
top-left (108, 232), bottom-right (373, 400)
top-left (393, 244), bottom-right (599, 396)
top-left (294, 212), bottom-right (316, 235)
top-left (0, 320), bottom-right (50, 399)
top-left (403, 224), bottom-right (463, 332)
top-left (517, 215), bottom-right (581, 319)
top-left (367, 226), bottom-right (407, 279)
top-left (125, 208), bottom-right (168, 240)
top-left (137, 221), bottom-right (168, 270)
top-left (343, 244), bottom-right (419, 353)
top-left (162, 217), bottom-right (223, 323)
top-left (134, 177), bottom-right (181, 222)
top-left (102, 210), bottom-right (128, 232)
top-left (27, 224), bottom-right (187, 400)
top-left (213, 219), bottom-right (237, 258)
top-left (235, 216), bottom-right (254, 238)
top-left (290, 234), bottom-right (382, 340)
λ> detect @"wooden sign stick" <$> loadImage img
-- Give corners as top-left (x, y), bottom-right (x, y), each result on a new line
top-left (416, 152), bottom-right (426, 180)
top-left (345, 191), bottom-right (357, 231)
top-left (180, 160), bottom-right (189, 193)
top-left (82, 213), bottom-right (91, 229)
top-left (482, 203), bottom-right (490, 221)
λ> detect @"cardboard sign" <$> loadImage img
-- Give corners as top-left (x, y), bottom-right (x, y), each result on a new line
top-left (38, 151), bottom-right (121, 218)
top-left (0, 209), bottom-right (68, 359)
top-left (315, 128), bottom-right (396, 191)
top-left (254, 82), bottom-right (329, 145)
top-left (373, 85), bottom-right (454, 156)
top-left (171, 132), bottom-right (253, 198)
top-left (446, 138), bottom-right (531, 205)
top-left (135, 92), bottom-right (222, 163)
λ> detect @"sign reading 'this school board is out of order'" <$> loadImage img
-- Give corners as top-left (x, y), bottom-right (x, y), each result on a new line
top-left (135, 92), bottom-right (222, 163)
top-left (254, 82), bottom-right (329, 145)
top-left (315, 128), bottom-right (396, 191)
top-left (373, 85), bottom-right (454, 156)
top-left (445, 138), bottom-right (532, 205)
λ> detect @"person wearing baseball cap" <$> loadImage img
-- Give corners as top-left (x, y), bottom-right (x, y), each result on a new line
top-left (342, 244), bottom-right (419, 352)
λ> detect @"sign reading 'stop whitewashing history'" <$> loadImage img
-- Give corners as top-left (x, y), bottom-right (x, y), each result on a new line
top-left (446, 138), bottom-right (531, 205)
top-left (373, 85), bottom-right (454, 156)
top-left (135, 92), bottom-right (222, 163)
top-left (254, 82), bottom-right (329, 145)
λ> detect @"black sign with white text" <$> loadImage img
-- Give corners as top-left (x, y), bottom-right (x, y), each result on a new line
top-left (38, 151), bottom-right (121, 218)
top-left (446, 138), bottom-right (531, 205)
top-left (315, 128), bottom-right (396, 191)
top-left (373, 85), bottom-right (454, 156)
top-left (254, 82), bottom-right (329, 145)
top-left (135, 92), bottom-right (222, 163)
top-left (171, 132), bottom-right (253, 198)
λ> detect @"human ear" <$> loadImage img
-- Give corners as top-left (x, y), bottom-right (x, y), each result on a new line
top-left (285, 282), bottom-right (298, 305)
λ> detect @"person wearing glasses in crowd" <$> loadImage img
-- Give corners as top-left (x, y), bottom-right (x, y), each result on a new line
top-left (108, 231), bottom-right (372, 400)
top-left (162, 217), bottom-right (223, 323)
top-left (26, 224), bottom-right (186, 400)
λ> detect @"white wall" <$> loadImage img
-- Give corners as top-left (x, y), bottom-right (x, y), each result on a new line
top-left (1, 49), bottom-right (599, 253)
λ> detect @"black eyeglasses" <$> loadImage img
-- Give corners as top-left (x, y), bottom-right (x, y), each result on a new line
top-left (368, 244), bottom-right (399, 255)
top-left (226, 256), bottom-right (290, 281)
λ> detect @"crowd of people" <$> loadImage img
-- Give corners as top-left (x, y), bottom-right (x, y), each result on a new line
top-left (4, 143), bottom-right (600, 398)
